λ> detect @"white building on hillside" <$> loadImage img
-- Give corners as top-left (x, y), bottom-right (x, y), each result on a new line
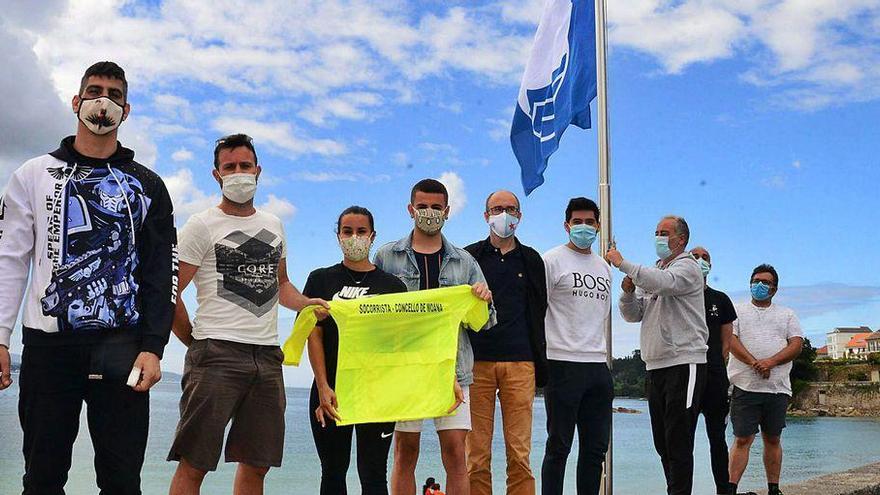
top-left (827, 326), bottom-right (872, 359)
top-left (867, 331), bottom-right (880, 354)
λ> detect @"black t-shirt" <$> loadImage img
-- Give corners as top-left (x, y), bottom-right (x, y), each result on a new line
top-left (302, 263), bottom-right (407, 387)
top-left (469, 244), bottom-right (532, 361)
top-left (704, 286), bottom-right (737, 372)
top-left (414, 247), bottom-right (444, 290)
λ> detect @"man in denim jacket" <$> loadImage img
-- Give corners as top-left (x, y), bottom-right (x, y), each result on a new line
top-left (375, 178), bottom-right (494, 495)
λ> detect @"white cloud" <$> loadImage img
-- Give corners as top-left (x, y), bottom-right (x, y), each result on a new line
top-left (259, 194), bottom-right (297, 220)
top-left (0, 20), bottom-right (71, 183)
top-left (609, 1), bottom-right (746, 74)
top-left (408, 7), bottom-right (533, 82)
top-left (439, 171), bottom-right (467, 218)
top-left (153, 93), bottom-right (195, 124)
top-left (761, 174), bottom-right (786, 189)
top-left (392, 152), bottom-right (409, 166)
top-left (294, 171), bottom-right (391, 183)
top-left (171, 148), bottom-right (194, 162)
top-left (298, 91), bottom-right (384, 126)
top-left (487, 117), bottom-right (510, 141)
top-left (437, 101), bottom-right (463, 114)
top-left (499, 0), bottom-right (546, 25)
top-left (420, 142), bottom-right (458, 154)
top-left (212, 117), bottom-right (346, 157)
top-left (608, 0), bottom-right (880, 109)
top-left (29, 0), bottom-right (533, 110)
top-left (162, 167), bottom-right (219, 222)
top-left (117, 115), bottom-right (158, 168)
top-left (419, 142), bottom-right (463, 167)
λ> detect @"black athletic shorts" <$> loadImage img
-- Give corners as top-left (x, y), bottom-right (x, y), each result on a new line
top-left (730, 386), bottom-right (789, 438)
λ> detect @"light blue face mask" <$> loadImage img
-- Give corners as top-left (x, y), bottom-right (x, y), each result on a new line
top-left (697, 258), bottom-right (711, 277)
top-left (655, 236), bottom-right (672, 259)
top-left (751, 281), bottom-right (772, 301)
top-left (569, 224), bottom-right (597, 249)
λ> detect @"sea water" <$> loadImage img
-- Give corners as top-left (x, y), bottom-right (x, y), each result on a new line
top-left (2, 380), bottom-right (879, 494)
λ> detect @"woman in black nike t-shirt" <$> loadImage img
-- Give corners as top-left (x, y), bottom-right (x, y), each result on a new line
top-left (303, 205), bottom-right (407, 495)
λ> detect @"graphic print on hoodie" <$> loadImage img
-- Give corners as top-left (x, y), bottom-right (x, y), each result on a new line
top-left (41, 163), bottom-right (151, 331)
top-left (0, 135), bottom-right (177, 357)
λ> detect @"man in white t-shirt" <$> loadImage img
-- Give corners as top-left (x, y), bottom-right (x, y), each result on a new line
top-left (727, 264), bottom-right (803, 495)
top-left (540, 197), bottom-right (613, 495)
top-left (167, 134), bottom-right (327, 495)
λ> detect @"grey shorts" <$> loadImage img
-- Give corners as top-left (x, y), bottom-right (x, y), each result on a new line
top-left (167, 338), bottom-right (286, 471)
top-left (730, 386), bottom-right (789, 438)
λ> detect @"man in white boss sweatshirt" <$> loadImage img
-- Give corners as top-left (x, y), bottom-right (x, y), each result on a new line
top-left (605, 215), bottom-right (708, 495)
top-left (540, 197), bottom-right (613, 495)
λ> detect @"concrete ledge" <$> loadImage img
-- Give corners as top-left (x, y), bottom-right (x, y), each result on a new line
top-left (758, 462), bottom-right (880, 495)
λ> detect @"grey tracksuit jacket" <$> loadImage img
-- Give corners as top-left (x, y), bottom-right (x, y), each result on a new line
top-left (618, 252), bottom-right (708, 371)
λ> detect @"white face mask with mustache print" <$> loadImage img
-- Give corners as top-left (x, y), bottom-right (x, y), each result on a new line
top-left (77, 96), bottom-right (124, 135)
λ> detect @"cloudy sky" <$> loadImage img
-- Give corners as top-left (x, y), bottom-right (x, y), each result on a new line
top-left (2, 0), bottom-right (879, 387)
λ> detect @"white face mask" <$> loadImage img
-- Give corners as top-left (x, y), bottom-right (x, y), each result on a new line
top-left (221, 173), bottom-right (257, 204)
top-left (339, 235), bottom-right (373, 262)
top-left (488, 212), bottom-right (519, 238)
top-left (78, 96), bottom-right (124, 135)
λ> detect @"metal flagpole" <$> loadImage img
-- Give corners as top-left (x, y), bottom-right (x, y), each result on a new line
top-left (594, 0), bottom-right (613, 493)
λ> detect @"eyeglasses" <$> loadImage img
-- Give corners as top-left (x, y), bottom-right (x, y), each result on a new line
top-left (751, 280), bottom-right (777, 288)
top-left (215, 133), bottom-right (254, 147)
top-left (488, 206), bottom-right (520, 215)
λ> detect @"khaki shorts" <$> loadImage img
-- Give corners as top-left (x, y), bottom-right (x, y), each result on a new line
top-left (167, 339), bottom-right (286, 471)
top-left (395, 385), bottom-right (471, 432)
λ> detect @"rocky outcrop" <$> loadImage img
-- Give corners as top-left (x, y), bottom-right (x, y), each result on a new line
top-left (790, 382), bottom-right (880, 417)
top-left (757, 462), bottom-right (880, 495)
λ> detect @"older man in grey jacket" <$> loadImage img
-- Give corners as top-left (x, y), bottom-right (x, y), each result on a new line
top-left (605, 215), bottom-right (708, 495)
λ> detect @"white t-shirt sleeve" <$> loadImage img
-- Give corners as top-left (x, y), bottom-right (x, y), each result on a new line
top-left (542, 251), bottom-right (559, 295)
top-left (786, 310), bottom-right (803, 340)
top-left (278, 218), bottom-right (288, 259)
top-left (732, 316), bottom-right (741, 337)
top-left (178, 216), bottom-right (211, 266)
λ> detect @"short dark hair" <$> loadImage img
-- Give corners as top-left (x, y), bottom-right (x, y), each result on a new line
top-left (213, 134), bottom-right (258, 169)
top-left (410, 178), bottom-right (448, 205)
top-left (79, 61), bottom-right (128, 99)
top-left (751, 263), bottom-right (779, 286)
top-left (336, 205), bottom-right (375, 233)
top-left (565, 197), bottom-right (599, 222)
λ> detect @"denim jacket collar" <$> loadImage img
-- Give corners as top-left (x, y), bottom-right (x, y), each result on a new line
top-left (391, 231), bottom-right (461, 261)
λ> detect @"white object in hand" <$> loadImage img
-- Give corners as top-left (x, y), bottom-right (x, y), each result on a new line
top-left (127, 366), bottom-right (142, 388)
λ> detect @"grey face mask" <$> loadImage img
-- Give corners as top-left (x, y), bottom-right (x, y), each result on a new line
top-left (414, 207), bottom-right (445, 234)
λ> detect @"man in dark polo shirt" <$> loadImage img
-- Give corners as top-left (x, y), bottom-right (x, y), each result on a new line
top-left (465, 190), bottom-right (547, 495)
top-left (691, 246), bottom-right (737, 495)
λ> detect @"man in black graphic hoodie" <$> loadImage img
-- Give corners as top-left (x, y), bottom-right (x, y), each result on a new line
top-left (0, 61), bottom-right (177, 494)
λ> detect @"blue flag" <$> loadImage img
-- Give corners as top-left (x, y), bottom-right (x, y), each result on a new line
top-left (510, 0), bottom-right (597, 195)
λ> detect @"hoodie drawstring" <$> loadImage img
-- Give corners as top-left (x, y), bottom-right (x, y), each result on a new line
top-left (107, 164), bottom-right (137, 246)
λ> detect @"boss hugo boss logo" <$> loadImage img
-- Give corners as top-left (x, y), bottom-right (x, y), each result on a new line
top-left (570, 272), bottom-right (611, 300)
